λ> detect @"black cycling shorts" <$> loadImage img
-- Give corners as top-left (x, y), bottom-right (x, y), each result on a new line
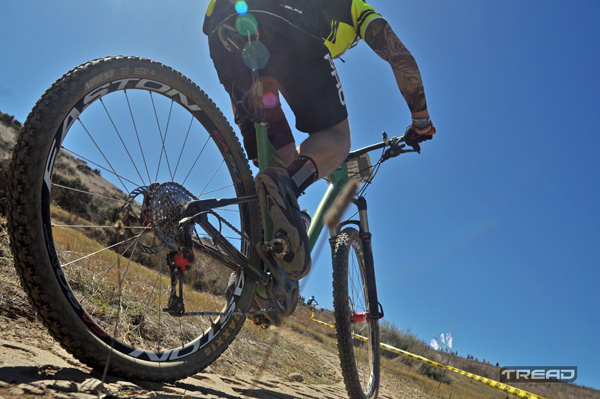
top-left (207, 10), bottom-right (348, 160)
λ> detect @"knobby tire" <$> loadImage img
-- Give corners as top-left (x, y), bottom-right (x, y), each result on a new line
top-left (333, 228), bottom-right (381, 399)
top-left (8, 56), bottom-right (261, 381)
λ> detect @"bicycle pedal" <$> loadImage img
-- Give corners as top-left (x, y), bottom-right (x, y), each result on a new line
top-left (250, 314), bottom-right (272, 329)
top-left (260, 237), bottom-right (289, 258)
top-left (254, 242), bottom-right (299, 319)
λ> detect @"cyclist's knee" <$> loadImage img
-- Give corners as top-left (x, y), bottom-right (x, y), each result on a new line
top-left (321, 118), bottom-right (351, 158)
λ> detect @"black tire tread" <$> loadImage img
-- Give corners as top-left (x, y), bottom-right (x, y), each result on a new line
top-left (8, 56), bottom-right (257, 381)
top-left (332, 228), bottom-right (380, 399)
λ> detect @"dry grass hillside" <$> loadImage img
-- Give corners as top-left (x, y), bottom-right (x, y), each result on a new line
top-left (1, 111), bottom-right (599, 399)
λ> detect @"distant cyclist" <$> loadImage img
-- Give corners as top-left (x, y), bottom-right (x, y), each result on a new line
top-left (204, 0), bottom-right (434, 319)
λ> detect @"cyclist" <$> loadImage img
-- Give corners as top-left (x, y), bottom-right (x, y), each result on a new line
top-left (204, 0), bottom-right (435, 320)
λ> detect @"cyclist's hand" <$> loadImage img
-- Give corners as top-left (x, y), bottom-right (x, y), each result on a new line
top-left (401, 123), bottom-right (436, 153)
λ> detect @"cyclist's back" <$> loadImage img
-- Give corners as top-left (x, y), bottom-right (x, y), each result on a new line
top-left (204, 0), bottom-right (382, 59)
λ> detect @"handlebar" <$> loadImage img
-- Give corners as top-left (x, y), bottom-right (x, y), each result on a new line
top-left (346, 132), bottom-right (417, 162)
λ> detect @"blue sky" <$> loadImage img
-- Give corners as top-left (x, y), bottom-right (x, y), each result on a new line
top-left (2, 0), bottom-right (599, 392)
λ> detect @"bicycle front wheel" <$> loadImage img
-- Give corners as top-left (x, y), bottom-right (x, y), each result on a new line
top-left (8, 56), bottom-right (260, 381)
top-left (333, 227), bottom-right (381, 399)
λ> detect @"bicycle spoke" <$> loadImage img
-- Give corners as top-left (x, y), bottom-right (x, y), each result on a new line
top-left (80, 230), bottom-right (146, 305)
top-left (163, 101), bottom-right (174, 177)
top-left (100, 97), bottom-right (147, 186)
top-left (198, 160), bottom-right (225, 196)
top-left (52, 224), bottom-right (144, 230)
top-left (348, 267), bottom-right (365, 310)
top-left (151, 92), bottom-right (174, 182)
top-left (132, 271), bottom-right (162, 345)
top-left (124, 90), bottom-right (152, 185)
top-left (172, 116), bottom-right (195, 180)
top-left (196, 183), bottom-right (236, 197)
top-left (59, 232), bottom-right (143, 268)
top-left (77, 118), bottom-right (136, 193)
top-left (60, 147), bottom-right (141, 189)
top-left (182, 135), bottom-right (211, 186)
top-left (107, 243), bottom-right (135, 339)
top-left (51, 182), bottom-right (126, 204)
top-left (158, 261), bottom-right (163, 351)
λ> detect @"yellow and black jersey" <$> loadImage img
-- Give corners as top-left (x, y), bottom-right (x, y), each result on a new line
top-left (204, 0), bottom-right (383, 58)
top-left (318, 0), bottom-right (383, 57)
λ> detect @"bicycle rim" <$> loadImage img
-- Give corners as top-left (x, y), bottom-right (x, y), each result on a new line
top-left (9, 57), bottom-right (259, 380)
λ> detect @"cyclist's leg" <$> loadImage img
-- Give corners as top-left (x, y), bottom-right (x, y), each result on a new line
top-left (297, 118), bottom-right (351, 178)
top-left (272, 48), bottom-right (350, 189)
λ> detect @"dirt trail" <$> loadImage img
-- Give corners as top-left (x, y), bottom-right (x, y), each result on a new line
top-left (0, 223), bottom-right (415, 399)
top-left (0, 253), bottom-right (343, 398)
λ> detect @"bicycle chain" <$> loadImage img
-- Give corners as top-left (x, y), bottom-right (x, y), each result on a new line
top-left (179, 309), bottom-right (268, 317)
top-left (209, 209), bottom-right (246, 241)
top-left (127, 185), bottom-right (258, 319)
top-left (183, 211), bottom-right (270, 319)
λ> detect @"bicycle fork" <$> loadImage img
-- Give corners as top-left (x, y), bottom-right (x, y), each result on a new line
top-left (330, 195), bottom-right (385, 322)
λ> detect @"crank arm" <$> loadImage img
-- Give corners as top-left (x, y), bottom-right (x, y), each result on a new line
top-left (255, 243), bottom-right (299, 317)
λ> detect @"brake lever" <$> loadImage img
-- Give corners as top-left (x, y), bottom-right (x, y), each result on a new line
top-left (382, 135), bottom-right (417, 160)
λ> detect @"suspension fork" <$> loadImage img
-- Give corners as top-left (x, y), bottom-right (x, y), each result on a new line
top-left (331, 196), bottom-right (384, 321)
top-left (356, 196), bottom-right (384, 320)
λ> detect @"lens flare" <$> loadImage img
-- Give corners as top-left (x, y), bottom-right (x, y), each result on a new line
top-left (235, 1), bottom-right (248, 15)
top-left (242, 41), bottom-right (270, 70)
top-left (262, 92), bottom-right (278, 109)
top-left (235, 14), bottom-right (258, 36)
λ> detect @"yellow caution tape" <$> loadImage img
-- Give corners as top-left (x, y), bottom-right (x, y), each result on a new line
top-left (310, 314), bottom-right (547, 399)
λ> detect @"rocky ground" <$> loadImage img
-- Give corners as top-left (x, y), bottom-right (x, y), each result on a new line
top-left (0, 218), bottom-right (426, 399)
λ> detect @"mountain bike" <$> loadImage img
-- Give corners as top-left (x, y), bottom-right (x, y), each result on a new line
top-left (8, 56), bottom-right (415, 399)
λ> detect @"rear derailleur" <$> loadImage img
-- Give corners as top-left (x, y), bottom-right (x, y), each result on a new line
top-left (164, 249), bottom-right (194, 316)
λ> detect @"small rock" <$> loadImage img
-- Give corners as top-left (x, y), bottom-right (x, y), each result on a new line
top-left (8, 387), bottom-right (25, 396)
top-left (18, 383), bottom-right (45, 395)
top-left (31, 379), bottom-right (55, 388)
top-left (0, 381), bottom-right (8, 388)
top-left (116, 380), bottom-right (143, 391)
top-left (69, 393), bottom-right (98, 399)
top-left (288, 373), bottom-right (304, 383)
top-left (79, 378), bottom-right (104, 394)
top-left (52, 380), bottom-right (78, 392)
top-left (162, 386), bottom-right (187, 395)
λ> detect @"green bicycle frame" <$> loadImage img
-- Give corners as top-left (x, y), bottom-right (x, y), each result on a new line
top-left (255, 122), bottom-right (351, 249)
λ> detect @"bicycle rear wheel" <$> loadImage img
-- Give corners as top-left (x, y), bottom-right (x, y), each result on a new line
top-left (333, 227), bottom-right (381, 399)
top-left (8, 56), bottom-right (260, 381)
